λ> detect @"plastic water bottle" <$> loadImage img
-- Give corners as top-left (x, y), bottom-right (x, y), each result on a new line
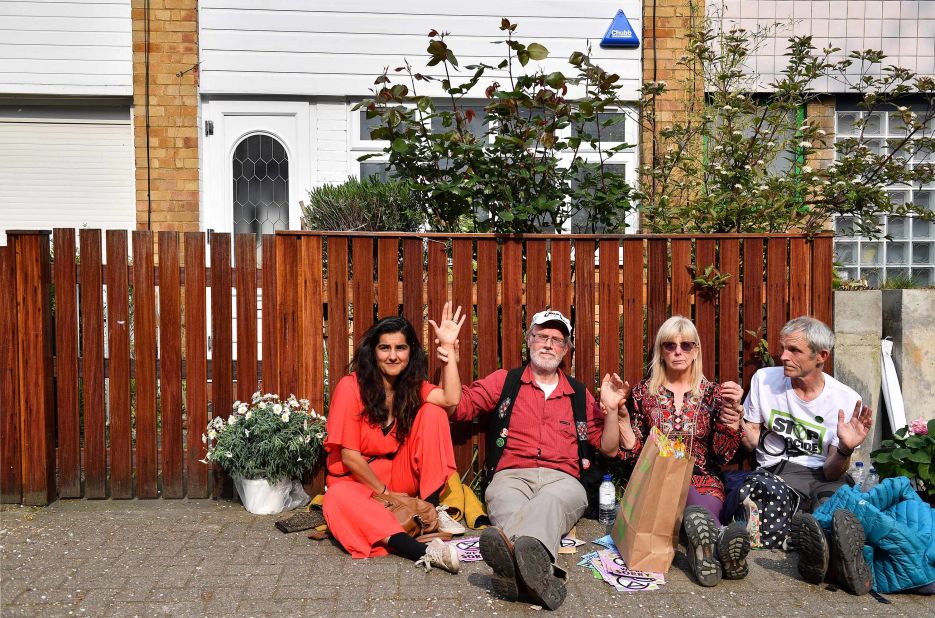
top-left (862, 467), bottom-right (880, 492)
top-left (598, 474), bottom-right (616, 525)
top-left (850, 461), bottom-right (865, 488)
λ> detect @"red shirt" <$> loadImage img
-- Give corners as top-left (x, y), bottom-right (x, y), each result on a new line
top-left (452, 366), bottom-right (602, 479)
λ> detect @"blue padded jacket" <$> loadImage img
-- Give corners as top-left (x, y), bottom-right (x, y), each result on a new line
top-left (813, 476), bottom-right (935, 594)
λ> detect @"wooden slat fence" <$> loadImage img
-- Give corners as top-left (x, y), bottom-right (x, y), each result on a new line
top-left (0, 229), bottom-right (833, 504)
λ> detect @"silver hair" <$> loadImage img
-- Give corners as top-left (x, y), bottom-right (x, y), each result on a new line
top-left (780, 316), bottom-right (834, 354)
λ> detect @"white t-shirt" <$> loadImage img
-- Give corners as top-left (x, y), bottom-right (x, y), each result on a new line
top-left (743, 366), bottom-right (861, 469)
top-left (536, 380), bottom-right (558, 399)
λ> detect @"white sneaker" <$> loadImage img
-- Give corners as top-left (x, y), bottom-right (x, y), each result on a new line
top-left (436, 505), bottom-right (466, 535)
top-left (415, 538), bottom-right (460, 574)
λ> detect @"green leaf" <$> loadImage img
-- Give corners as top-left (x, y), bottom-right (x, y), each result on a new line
top-left (908, 450), bottom-right (931, 463)
top-left (919, 462), bottom-right (931, 481)
top-left (892, 448), bottom-right (912, 460)
top-left (527, 43), bottom-right (548, 61)
top-left (929, 419), bottom-right (935, 435)
top-left (545, 71), bottom-right (565, 89)
top-left (516, 50), bottom-right (530, 66)
top-left (391, 138), bottom-right (411, 154)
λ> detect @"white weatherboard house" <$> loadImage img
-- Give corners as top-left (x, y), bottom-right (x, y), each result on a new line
top-left (0, 0), bottom-right (135, 243)
top-left (197, 0), bottom-right (643, 235)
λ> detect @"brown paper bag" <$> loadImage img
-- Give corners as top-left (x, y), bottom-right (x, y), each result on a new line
top-left (611, 432), bottom-right (694, 572)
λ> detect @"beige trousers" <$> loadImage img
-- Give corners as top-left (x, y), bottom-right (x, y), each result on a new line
top-left (485, 467), bottom-right (587, 560)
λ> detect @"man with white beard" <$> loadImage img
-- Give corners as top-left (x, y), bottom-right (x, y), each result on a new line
top-left (449, 310), bottom-right (624, 610)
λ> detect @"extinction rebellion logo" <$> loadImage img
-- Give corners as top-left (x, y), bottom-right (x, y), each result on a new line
top-left (765, 409), bottom-right (826, 456)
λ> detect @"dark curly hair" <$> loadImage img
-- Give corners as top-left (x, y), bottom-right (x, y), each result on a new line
top-left (350, 316), bottom-right (428, 442)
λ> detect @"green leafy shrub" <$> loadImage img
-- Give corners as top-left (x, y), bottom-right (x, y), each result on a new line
top-left (871, 418), bottom-right (935, 499)
top-left (356, 19), bottom-right (637, 233)
top-left (639, 15), bottom-right (935, 237)
top-left (301, 176), bottom-right (425, 232)
top-left (202, 392), bottom-right (327, 483)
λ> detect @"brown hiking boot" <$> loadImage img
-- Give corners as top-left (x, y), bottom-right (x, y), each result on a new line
top-left (480, 527), bottom-right (519, 602)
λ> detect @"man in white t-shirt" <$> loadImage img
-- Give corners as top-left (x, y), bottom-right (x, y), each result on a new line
top-left (740, 316), bottom-right (874, 593)
top-left (741, 316), bottom-right (872, 508)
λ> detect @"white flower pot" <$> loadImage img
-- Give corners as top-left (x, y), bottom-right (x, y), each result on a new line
top-left (233, 476), bottom-right (310, 515)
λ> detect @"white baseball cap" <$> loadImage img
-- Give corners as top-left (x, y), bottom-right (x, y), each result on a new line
top-left (528, 309), bottom-right (572, 338)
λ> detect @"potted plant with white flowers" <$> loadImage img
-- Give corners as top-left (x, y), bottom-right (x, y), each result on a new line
top-left (202, 392), bottom-right (327, 514)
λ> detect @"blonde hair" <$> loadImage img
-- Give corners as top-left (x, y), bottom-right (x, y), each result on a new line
top-left (648, 315), bottom-right (705, 397)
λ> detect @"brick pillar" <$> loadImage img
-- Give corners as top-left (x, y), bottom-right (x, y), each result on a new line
top-left (807, 96), bottom-right (837, 231)
top-left (807, 95), bottom-right (836, 169)
top-left (132, 0), bottom-right (200, 233)
top-left (641, 0), bottom-right (703, 224)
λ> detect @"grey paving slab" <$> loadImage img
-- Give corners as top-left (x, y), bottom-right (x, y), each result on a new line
top-left (1, 500), bottom-right (932, 617)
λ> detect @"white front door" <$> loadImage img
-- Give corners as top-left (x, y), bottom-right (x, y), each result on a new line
top-left (202, 100), bottom-right (313, 234)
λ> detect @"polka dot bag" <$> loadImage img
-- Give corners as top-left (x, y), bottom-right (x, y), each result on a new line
top-left (736, 470), bottom-right (801, 549)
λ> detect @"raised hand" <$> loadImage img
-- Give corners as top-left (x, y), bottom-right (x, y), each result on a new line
top-left (600, 373), bottom-right (631, 416)
top-left (428, 301), bottom-right (466, 347)
top-left (837, 400), bottom-right (873, 452)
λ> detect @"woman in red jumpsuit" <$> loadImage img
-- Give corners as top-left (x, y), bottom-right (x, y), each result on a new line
top-left (323, 303), bottom-right (465, 572)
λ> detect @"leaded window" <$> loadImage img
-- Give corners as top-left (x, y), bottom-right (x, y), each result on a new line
top-left (232, 134), bottom-right (289, 238)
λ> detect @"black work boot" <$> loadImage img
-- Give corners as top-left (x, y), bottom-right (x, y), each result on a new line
top-left (829, 509), bottom-right (872, 596)
top-left (513, 536), bottom-right (566, 610)
top-left (790, 512), bottom-right (829, 584)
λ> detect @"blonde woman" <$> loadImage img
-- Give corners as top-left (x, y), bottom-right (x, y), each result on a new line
top-left (602, 316), bottom-right (749, 588)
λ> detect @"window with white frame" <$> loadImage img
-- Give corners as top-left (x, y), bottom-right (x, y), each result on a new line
top-left (565, 109), bottom-right (639, 233)
top-left (834, 105), bottom-right (934, 287)
top-left (349, 102), bottom-right (639, 231)
top-left (351, 107), bottom-right (394, 182)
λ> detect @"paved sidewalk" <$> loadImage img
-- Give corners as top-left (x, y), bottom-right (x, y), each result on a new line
top-left (1, 500), bottom-right (931, 617)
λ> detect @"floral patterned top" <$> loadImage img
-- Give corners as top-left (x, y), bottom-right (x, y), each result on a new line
top-left (618, 378), bottom-right (743, 500)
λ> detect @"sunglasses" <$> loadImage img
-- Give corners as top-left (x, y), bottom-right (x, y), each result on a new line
top-left (662, 341), bottom-right (698, 353)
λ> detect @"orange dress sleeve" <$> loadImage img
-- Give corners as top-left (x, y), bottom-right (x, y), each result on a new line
top-left (324, 374), bottom-right (364, 456)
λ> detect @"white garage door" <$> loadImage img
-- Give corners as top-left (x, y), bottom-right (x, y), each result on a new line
top-left (0, 106), bottom-right (135, 244)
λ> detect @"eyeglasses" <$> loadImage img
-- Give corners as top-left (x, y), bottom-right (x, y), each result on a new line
top-left (531, 333), bottom-right (567, 347)
top-left (662, 341), bottom-right (697, 353)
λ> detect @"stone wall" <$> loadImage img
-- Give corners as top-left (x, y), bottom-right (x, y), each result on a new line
top-left (882, 289), bottom-right (935, 426)
top-left (833, 290), bottom-right (884, 463)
